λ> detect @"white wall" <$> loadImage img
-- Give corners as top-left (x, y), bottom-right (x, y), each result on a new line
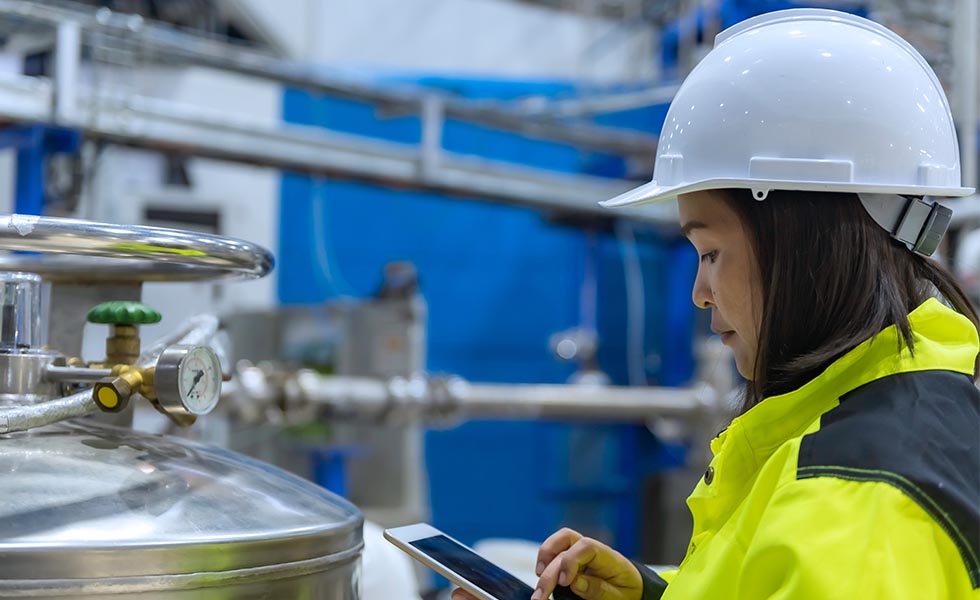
top-left (81, 66), bottom-right (281, 358)
top-left (233, 0), bottom-right (658, 82)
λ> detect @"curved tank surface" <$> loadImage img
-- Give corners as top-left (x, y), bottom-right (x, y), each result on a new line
top-left (0, 419), bottom-right (363, 599)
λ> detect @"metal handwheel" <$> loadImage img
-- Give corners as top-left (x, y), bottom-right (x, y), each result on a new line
top-left (0, 213), bottom-right (274, 282)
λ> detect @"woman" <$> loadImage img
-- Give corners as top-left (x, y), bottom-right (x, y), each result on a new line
top-left (454, 8), bottom-right (980, 600)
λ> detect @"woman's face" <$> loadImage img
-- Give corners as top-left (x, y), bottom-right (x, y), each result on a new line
top-left (678, 190), bottom-right (763, 379)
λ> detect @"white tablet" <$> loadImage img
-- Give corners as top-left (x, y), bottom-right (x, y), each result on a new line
top-left (384, 523), bottom-right (544, 600)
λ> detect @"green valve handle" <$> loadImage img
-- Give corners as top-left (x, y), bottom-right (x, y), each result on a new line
top-left (87, 301), bottom-right (162, 326)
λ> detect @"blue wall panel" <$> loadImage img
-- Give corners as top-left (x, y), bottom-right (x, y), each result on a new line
top-left (279, 175), bottom-right (585, 383)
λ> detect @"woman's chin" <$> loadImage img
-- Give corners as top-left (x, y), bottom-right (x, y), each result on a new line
top-left (733, 350), bottom-right (755, 380)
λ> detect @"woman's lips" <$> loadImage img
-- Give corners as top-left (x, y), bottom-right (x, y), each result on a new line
top-left (720, 331), bottom-right (735, 344)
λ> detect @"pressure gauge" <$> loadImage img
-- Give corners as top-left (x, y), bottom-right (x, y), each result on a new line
top-left (155, 345), bottom-right (222, 421)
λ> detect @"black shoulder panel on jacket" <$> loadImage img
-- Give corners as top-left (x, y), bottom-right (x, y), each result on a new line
top-left (797, 370), bottom-right (980, 589)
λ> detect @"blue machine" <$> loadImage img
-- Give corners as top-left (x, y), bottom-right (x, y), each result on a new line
top-left (0, 124), bottom-right (80, 216)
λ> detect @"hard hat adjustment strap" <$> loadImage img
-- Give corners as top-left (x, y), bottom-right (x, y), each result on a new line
top-left (857, 193), bottom-right (951, 257)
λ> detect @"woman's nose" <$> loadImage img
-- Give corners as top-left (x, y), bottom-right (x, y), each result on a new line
top-left (692, 269), bottom-right (713, 309)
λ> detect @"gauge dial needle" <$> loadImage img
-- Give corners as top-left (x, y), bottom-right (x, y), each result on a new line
top-left (187, 370), bottom-right (205, 395)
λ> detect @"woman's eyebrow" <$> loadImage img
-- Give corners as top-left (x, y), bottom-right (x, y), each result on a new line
top-left (681, 220), bottom-right (709, 238)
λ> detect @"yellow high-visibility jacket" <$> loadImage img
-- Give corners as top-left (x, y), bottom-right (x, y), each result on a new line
top-left (639, 298), bottom-right (980, 599)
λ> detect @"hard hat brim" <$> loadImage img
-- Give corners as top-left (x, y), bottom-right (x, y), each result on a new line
top-left (600, 178), bottom-right (976, 208)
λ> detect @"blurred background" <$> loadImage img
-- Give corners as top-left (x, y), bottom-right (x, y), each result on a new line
top-left (0, 0), bottom-right (975, 597)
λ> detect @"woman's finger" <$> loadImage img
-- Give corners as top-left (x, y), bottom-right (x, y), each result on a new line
top-left (558, 538), bottom-right (626, 584)
top-left (450, 588), bottom-right (480, 600)
top-left (537, 538), bottom-right (609, 600)
top-left (557, 538), bottom-right (641, 590)
top-left (533, 550), bottom-right (567, 600)
top-left (557, 539), bottom-right (600, 586)
top-left (567, 573), bottom-right (633, 600)
top-left (536, 528), bottom-right (583, 576)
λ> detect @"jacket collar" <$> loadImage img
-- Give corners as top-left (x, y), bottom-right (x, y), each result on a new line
top-left (730, 298), bottom-right (979, 460)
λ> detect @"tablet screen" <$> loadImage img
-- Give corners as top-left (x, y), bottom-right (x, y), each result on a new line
top-left (410, 534), bottom-right (535, 600)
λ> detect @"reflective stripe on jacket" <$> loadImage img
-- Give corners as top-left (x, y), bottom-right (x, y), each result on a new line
top-left (648, 298), bottom-right (980, 599)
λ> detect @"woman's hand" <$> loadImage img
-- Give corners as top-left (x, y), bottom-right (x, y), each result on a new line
top-left (532, 528), bottom-right (643, 600)
top-left (450, 528), bottom-right (642, 600)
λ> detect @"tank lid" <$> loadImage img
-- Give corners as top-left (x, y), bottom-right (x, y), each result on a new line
top-left (0, 421), bottom-right (363, 579)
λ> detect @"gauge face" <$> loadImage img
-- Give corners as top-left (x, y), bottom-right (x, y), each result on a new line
top-left (176, 346), bottom-right (221, 415)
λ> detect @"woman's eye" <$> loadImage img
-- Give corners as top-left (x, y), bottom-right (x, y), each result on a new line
top-left (700, 250), bottom-right (718, 264)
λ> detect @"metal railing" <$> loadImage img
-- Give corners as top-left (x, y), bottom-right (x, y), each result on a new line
top-left (0, 0), bottom-right (682, 224)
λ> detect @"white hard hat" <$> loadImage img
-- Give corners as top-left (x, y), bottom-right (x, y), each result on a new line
top-left (602, 8), bottom-right (975, 209)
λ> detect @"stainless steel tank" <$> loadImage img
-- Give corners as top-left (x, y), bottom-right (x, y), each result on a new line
top-left (0, 420), bottom-right (363, 598)
top-left (0, 215), bottom-right (364, 598)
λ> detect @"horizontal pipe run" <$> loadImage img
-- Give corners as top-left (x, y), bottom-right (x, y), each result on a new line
top-left (0, 79), bottom-right (672, 224)
top-left (456, 382), bottom-right (704, 420)
top-left (292, 372), bottom-right (709, 424)
top-left (0, 0), bottom-right (660, 157)
top-left (44, 366), bottom-right (112, 383)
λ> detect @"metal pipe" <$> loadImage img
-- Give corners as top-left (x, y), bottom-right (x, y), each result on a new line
top-left (954, 0), bottom-right (978, 190)
top-left (53, 20), bottom-right (80, 122)
top-left (57, 92), bottom-right (673, 223)
top-left (170, 314), bottom-right (220, 348)
top-left (293, 372), bottom-right (390, 418)
top-left (454, 381), bottom-right (704, 420)
top-left (292, 371), bottom-right (708, 424)
top-left (44, 366), bottom-right (112, 383)
top-left (0, 388), bottom-right (94, 434)
top-left (0, 0), bottom-right (659, 157)
top-left (419, 95), bottom-right (444, 182)
top-left (136, 314), bottom-right (219, 367)
top-left (519, 85), bottom-right (680, 119)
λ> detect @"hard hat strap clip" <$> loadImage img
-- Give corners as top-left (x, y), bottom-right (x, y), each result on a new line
top-left (857, 193), bottom-right (952, 257)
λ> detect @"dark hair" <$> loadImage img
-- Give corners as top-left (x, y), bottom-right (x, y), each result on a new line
top-left (723, 189), bottom-right (980, 411)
